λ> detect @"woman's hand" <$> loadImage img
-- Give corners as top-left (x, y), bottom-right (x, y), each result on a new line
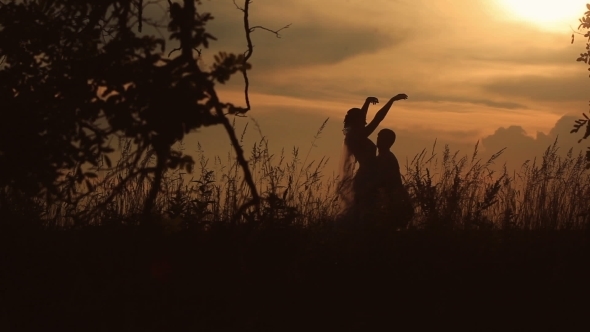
top-left (366, 96), bottom-right (379, 105)
top-left (393, 94), bottom-right (408, 101)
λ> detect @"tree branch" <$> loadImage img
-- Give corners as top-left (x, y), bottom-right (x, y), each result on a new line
top-left (215, 0), bottom-right (291, 221)
top-left (214, 102), bottom-right (260, 223)
top-left (234, 0), bottom-right (290, 113)
top-left (137, 0), bottom-right (143, 32)
top-left (250, 24), bottom-right (291, 38)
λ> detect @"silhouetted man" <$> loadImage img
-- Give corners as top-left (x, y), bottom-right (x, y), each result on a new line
top-left (376, 129), bottom-right (414, 228)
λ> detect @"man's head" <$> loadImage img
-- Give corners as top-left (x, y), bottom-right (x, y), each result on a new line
top-left (377, 129), bottom-right (396, 150)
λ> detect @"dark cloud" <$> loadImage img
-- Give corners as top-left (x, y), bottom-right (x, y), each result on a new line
top-left (467, 45), bottom-right (581, 66)
top-left (482, 126), bottom-right (539, 156)
top-left (465, 99), bottom-right (526, 110)
top-left (481, 115), bottom-right (586, 169)
top-left (194, 2), bottom-right (403, 71)
top-left (415, 94), bottom-right (528, 110)
top-left (244, 79), bottom-right (349, 102)
top-left (247, 22), bottom-right (400, 69)
top-left (483, 74), bottom-right (590, 102)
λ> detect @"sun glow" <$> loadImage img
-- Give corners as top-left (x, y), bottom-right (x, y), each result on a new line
top-left (497, 0), bottom-right (587, 30)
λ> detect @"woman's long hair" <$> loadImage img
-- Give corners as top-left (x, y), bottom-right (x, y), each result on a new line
top-left (337, 109), bottom-right (362, 216)
top-left (343, 108), bottom-right (365, 130)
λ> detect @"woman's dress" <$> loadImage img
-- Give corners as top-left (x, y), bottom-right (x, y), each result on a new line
top-left (338, 129), bottom-right (378, 216)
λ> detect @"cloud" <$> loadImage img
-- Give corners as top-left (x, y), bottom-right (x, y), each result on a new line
top-left (195, 1), bottom-right (403, 72)
top-left (481, 115), bottom-right (586, 168)
top-left (483, 74), bottom-right (590, 102)
top-left (180, 105), bottom-right (585, 180)
top-left (415, 94), bottom-right (529, 110)
top-left (249, 22), bottom-right (400, 70)
top-left (194, 0), bottom-right (585, 114)
top-left (467, 45), bottom-right (581, 66)
top-left (182, 98), bottom-right (504, 178)
top-left (135, 0), bottom-right (590, 177)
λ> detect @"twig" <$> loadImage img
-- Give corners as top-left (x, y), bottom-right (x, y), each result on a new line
top-left (214, 101), bottom-right (260, 223)
top-left (168, 46), bottom-right (181, 57)
top-left (234, 0), bottom-right (291, 112)
top-left (169, 46), bottom-right (200, 57)
top-left (218, 0), bottom-right (291, 221)
top-left (250, 24), bottom-right (291, 38)
top-left (138, 0), bottom-right (143, 32)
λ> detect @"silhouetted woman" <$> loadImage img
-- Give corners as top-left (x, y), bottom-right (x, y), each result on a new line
top-left (338, 94), bottom-right (408, 219)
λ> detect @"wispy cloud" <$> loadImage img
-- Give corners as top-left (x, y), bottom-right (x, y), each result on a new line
top-left (165, 0), bottom-right (590, 172)
top-left (483, 74), bottom-right (589, 102)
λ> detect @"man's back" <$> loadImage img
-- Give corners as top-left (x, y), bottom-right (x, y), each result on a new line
top-left (376, 150), bottom-right (413, 227)
top-left (377, 150), bottom-right (402, 192)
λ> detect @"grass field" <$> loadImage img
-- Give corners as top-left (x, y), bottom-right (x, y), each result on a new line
top-left (1, 131), bottom-right (590, 330)
top-left (1, 226), bottom-right (588, 330)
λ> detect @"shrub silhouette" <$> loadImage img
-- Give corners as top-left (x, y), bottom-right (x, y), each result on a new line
top-left (0, 0), bottom-right (285, 220)
top-left (8, 117), bottom-right (588, 231)
top-left (572, 4), bottom-right (590, 167)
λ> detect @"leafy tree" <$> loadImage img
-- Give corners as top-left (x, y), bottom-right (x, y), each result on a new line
top-left (0, 0), bottom-right (286, 220)
top-left (572, 3), bottom-right (590, 167)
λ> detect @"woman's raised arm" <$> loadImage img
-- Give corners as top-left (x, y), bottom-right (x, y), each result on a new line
top-left (361, 96), bottom-right (379, 118)
top-left (363, 94), bottom-right (407, 137)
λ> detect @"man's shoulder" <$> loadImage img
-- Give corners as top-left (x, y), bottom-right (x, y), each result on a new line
top-left (377, 151), bottom-right (395, 165)
top-left (386, 151), bottom-right (397, 158)
top-left (380, 151), bottom-right (397, 160)
top-left (390, 152), bottom-right (400, 163)
top-left (380, 151), bottom-right (400, 168)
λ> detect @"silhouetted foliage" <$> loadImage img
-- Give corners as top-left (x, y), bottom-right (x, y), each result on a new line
top-left (572, 3), bottom-right (590, 167)
top-left (0, 0), bottom-right (279, 218)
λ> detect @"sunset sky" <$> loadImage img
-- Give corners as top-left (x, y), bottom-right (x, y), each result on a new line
top-left (152, 0), bottom-right (590, 175)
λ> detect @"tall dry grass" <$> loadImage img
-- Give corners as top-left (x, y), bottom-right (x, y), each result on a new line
top-left (405, 139), bottom-right (590, 230)
top-left (2, 121), bottom-right (590, 231)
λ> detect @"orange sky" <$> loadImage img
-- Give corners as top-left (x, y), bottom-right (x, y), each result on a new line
top-left (146, 0), bottom-right (590, 176)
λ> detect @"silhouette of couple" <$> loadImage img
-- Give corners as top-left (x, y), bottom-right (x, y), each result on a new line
top-left (338, 94), bottom-right (413, 228)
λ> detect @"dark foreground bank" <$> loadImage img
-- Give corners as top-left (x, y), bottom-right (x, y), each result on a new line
top-left (1, 225), bottom-right (589, 331)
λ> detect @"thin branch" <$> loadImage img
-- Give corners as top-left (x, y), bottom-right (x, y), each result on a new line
top-left (218, 0), bottom-right (290, 221)
top-left (232, 0), bottom-right (244, 11)
top-left (168, 46), bottom-right (200, 57)
top-left (214, 101), bottom-right (260, 223)
top-left (168, 46), bottom-right (181, 57)
top-left (78, 144), bottom-right (151, 220)
top-left (228, 1), bottom-right (255, 112)
top-left (235, 0), bottom-right (291, 113)
top-left (138, 0), bottom-right (143, 32)
top-left (250, 24), bottom-right (291, 38)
